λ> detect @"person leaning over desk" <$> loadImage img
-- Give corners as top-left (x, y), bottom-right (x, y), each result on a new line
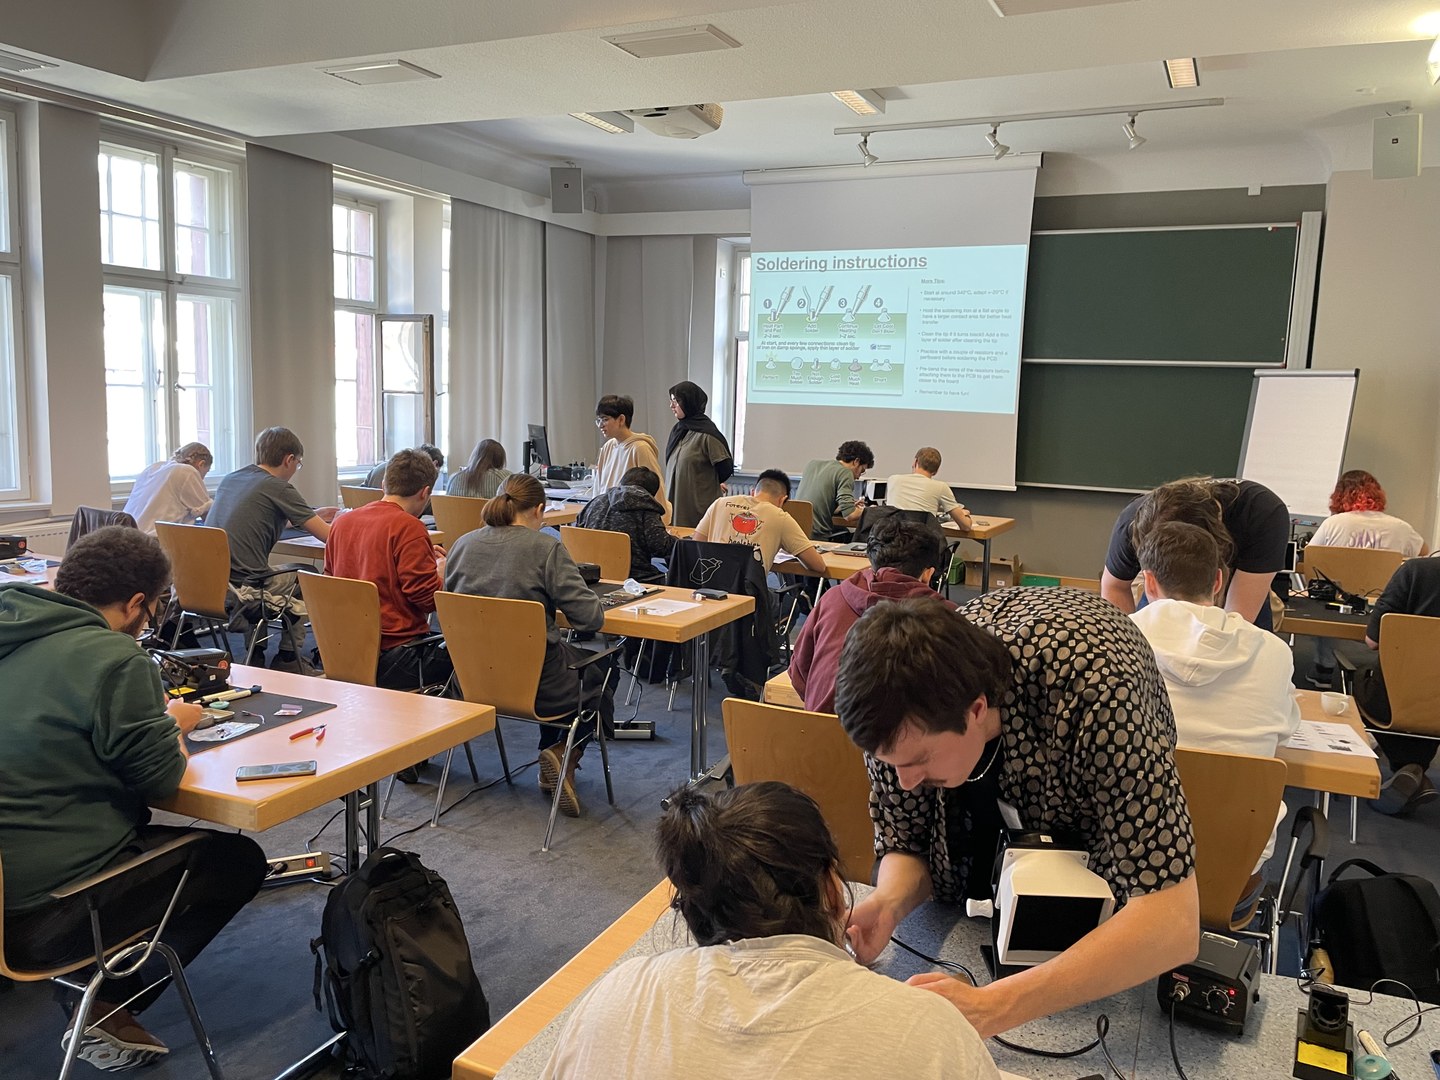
top-left (836, 592), bottom-right (1199, 1037)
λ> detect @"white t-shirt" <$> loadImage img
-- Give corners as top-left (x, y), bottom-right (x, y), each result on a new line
top-left (122, 460), bottom-right (213, 535)
top-left (1310, 510), bottom-right (1424, 557)
top-left (540, 934), bottom-right (999, 1080)
top-left (693, 495), bottom-right (814, 571)
top-left (885, 472), bottom-right (963, 519)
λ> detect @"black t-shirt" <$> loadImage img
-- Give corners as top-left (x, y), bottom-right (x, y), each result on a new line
top-left (1105, 479), bottom-right (1289, 580)
top-left (1367, 556), bottom-right (1440, 642)
top-left (943, 739), bottom-right (1005, 902)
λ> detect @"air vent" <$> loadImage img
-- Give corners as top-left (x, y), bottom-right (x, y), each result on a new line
top-left (0, 48), bottom-right (58, 74)
top-left (604, 25), bottom-right (741, 59)
top-left (321, 60), bottom-right (441, 86)
top-left (988, 0), bottom-right (1137, 15)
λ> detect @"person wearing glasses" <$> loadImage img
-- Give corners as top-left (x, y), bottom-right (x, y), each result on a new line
top-left (593, 395), bottom-right (670, 523)
top-left (0, 527), bottom-right (266, 1069)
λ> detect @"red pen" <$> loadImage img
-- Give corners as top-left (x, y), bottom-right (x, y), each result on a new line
top-left (288, 725), bottom-right (326, 741)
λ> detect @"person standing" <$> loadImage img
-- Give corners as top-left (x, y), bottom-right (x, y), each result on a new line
top-left (663, 381), bottom-right (733, 528)
top-left (122, 442), bottom-right (214, 535)
top-left (795, 441), bottom-right (873, 542)
top-left (593, 395), bottom-right (670, 523)
top-left (884, 447), bottom-right (972, 529)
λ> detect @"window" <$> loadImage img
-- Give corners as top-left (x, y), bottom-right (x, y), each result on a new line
top-left (0, 109), bottom-right (26, 497)
top-left (731, 248), bottom-right (751, 466)
top-left (99, 139), bottom-right (244, 482)
top-left (436, 210), bottom-right (451, 462)
top-left (334, 199), bottom-right (379, 469)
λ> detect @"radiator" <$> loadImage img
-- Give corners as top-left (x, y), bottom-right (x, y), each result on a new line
top-left (10, 519), bottom-right (71, 556)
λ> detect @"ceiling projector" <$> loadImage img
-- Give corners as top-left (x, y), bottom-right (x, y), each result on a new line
top-left (624, 104), bottom-right (723, 139)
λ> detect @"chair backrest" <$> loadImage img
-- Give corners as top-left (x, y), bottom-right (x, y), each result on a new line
top-left (1378, 613), bottom-right (1440, 736)
top-left (298, 572), bottom-right (381, 686)
top-left (722, 699), bottom-right (874, 884)
top-left (154, 522), bottom-right (232, 619)
top-left (340, 485), bottom-right (384, 510)
top-left (1173, 747), bottom-right (1287, 930)
top-left (560, 525), bottom-right (631, 580)
top-left (430, 493), bottom-right (488, 548)
top-left (782, 499), bottom-right (814, 538)
top-left (434, 591), bottom-right (549, 720)
top-left (67, 506), bottom-right (138, 551)
top-left (1302, 545), bottom-right (1403, 598)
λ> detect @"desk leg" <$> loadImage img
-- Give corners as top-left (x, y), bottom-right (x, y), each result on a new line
top-left (365, 782), bottom-right (379, 852)
top-left (344, 790), bottom-right (361, 871)
top-left (690, 633), bottom-right (709, 779)
top-left (980, 537), bottom-right (992, 594)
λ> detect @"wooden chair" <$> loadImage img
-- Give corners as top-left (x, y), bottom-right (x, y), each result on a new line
top-left (559, 525), bottom-right (631, 581)
top-left (1, 835), bottom-right (227, 1079)
top-left (1302, 545), bottom-right (1403, 599)
top-left (339, 485), bottom-right (384, 510)
top-left (435, 591), bottom-right (621, 851)
top-left (1376, 613), bottom-right (1440, 737)
top-left (722, 699), bottom-right (874, 884)
top-left (430, 493), bottom-right (488, 548)
top-left (782, 499), bottom-right (814, 538)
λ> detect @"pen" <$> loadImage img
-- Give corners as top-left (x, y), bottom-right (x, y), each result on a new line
top-left (288, 725), bottom-right (325, 741)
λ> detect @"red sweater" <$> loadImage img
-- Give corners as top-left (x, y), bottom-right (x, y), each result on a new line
top-left (324, 500), bottom-right (441, 650)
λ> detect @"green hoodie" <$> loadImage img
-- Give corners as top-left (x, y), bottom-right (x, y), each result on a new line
top-left (0, 585), bottom-right (184, 912)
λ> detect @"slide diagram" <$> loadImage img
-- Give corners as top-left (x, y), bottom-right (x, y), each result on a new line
top-left (746, 245), bottom-right (1029, 414)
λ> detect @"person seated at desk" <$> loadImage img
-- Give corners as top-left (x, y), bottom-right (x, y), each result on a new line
top-left (362, 443), bottom-right (445, 514)
top-left (837, 593), bottom-right (1198, 1037)
top-left (539, 782), bottom-right (998, 1080)
top-left (122, 442), bottom-right (214, 535)
top-left (444, 474), bottom-right (615, 818)
top-left (790, 516), bottom-right (956, 714)
top-left (206, 426), bottom-right (339, 674)
top-left (1306, 469), bottom-right (1427, 689)
top-left (0, 527), bottom-right (266, 1069)
top-left (1101, 476), bottom-right (1288, 631)
top-left (1130, 521), bottom-right (1299, 914)
top-left (1347, 554), bottom-right (1440, 817)
top-left (593, 394), bottom-right (670, 523)
top-left (693, 468), bottom-right (826, 575)
top-left (664, 381), bottom-right (733, 528)
top-left (796, 440), bottom-right (873, 541)
top-left (574, 466), bottom-right (673, 584)
top-left (884, 446), bottom-right (973, 529)
top-left (325, 448), bottom-right (451, 694)
top-left (447, 438), bottom-right (511, 500)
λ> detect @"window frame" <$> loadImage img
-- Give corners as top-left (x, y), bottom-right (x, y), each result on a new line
top-left (333, 195), bottom-right (384, 476)
top-left (99, 129), bottom-right (248, 488)
top-left (0, 106), bottom-right (31, 500)
top-left (730, 245), bottom-right (751, 467)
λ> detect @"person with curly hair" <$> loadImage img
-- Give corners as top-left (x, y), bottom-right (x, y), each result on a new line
top-left (795, 439), bottom-right (875, 542)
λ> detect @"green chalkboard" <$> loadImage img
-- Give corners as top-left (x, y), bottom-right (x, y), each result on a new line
top-left (1016, 364), bottom-right (1255, 490)
top-left (1023, 226), bottom-right (1297, 362)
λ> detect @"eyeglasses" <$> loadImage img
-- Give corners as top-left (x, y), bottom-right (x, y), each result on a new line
top-left (594, 416), bottom-right (610, 427)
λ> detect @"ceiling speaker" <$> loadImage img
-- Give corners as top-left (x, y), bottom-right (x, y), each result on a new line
top-left (550, 167), bottom-right (583, 214)
top-left (1372, 113), bottom-right (1422, 180)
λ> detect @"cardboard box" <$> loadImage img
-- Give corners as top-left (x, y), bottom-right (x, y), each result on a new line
top-left (963, 556), bottom-right (1021, 589)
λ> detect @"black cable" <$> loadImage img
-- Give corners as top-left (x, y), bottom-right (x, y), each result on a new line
top-left (378, 759), bottom-right (539, 848)
top-left (1169, 1000), bottom-right (1192, 1080)
top-left (306, 806), bottom-right (345, 848)
top-left (1293, 972), bottom-right (1429, 1049)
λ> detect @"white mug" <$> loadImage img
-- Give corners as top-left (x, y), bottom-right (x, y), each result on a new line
top-left (1320, 692), bottom-right (1349, 716)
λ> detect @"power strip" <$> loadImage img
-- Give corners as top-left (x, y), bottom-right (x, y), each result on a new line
top-left (264, 851), bottom-right (333, 884)
top-left (612, 720), bottom-right (655, 740)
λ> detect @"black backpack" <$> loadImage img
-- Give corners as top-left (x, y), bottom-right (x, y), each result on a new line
top-left (311, 847), bottom-right (491, 1078)
top-left (1311, 858), bottom-right (1440, 1003)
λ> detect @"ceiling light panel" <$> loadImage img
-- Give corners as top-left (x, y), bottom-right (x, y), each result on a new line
top-left (603, 25), bottom-right (741, 59)
top-left (1163, 57), bottom-right (1200, 89)
top-left (0, 48), bottom-right (57, 73)
top-left (988, 0), bottom-right (1137, 15)
top-left (322, 60), bottom-right (441, 86)
top-left (570, 111), bottom-right (634, 134)
top-left (832, 89), bottom-right (886, 116)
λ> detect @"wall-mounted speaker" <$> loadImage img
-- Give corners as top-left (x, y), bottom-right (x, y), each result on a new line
top-left (550, 167), bottom-right (584, 213)
top-left (1372, 113), bottom-right (1422, 180)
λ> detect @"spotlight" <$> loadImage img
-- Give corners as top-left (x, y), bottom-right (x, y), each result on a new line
top-left (1122, 114), bottom-right (1146, 150)
top-left (984, 125), bottom-right (1011, 159)
top-left (858, 134), bottom-right (878, 167)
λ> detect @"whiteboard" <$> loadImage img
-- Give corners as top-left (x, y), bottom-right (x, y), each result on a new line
top-left (1238, 371), bottom-right (1359, 520)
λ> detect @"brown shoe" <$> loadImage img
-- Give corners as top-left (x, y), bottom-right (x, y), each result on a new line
top-left (537, 745), bottom-right (563, 794)
top-left (61, 1003), bottom-right (169, 1071)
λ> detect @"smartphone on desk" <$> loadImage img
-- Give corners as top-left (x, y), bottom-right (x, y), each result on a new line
top-left (236, 760), bottom-right (317, 782)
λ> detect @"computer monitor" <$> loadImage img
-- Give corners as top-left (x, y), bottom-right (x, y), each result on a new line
top-left (526, 423), bottom-right (552, 469)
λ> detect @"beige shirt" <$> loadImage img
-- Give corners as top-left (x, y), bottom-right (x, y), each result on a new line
top-left (886, 472), bottom-right (964, 519)
top-left (694, 495), bottom-right (815, 571)
top-left (539, 935), bottom-right (999, 1080)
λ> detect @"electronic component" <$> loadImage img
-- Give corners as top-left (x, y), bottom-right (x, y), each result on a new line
top-left (0, 534), bottom-right (29, 558)
top-left (989, 829), bottom-right (1114, 968)
top-left (264, 851), bottom-right (333, 884)
top-left (1158, 932), bottom-right (1260, 1035)
top-left (154, 648), bottom-right (231, 697)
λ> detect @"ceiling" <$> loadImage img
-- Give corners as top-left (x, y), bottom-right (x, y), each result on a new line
top-left (2, 0), bottom-right (1438, 207)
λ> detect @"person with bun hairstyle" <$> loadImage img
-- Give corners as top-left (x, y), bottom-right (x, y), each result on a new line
top-left (539, 782), bottom-right (997, 1080)
top-left (443, 474), bottom-right (615, 817)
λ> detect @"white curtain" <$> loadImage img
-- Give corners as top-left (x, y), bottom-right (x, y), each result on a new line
top-left (544, 224), bottom-right (597, 465)
top-left (449, 201), bottom-right (545, 470)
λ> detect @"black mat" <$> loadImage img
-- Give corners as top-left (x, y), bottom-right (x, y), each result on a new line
top-left (183, 691), bottom-right (337, 754)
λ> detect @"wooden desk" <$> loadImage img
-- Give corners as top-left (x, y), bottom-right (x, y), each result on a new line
top-left (273, 508), bottom-right (578, 561)
top-left (942, 516), bottom-right (1017, 593)
top-left (1280, 595), bottom-right (1369, 641)
top-left (156, 664), bottom-right (496, 867)
top-left (453, 881), bottom-right (675, 1080)
top-left (1281, 689), bottom-right (1381, 800)
top-left (763, 668), bottom-right (801, 709)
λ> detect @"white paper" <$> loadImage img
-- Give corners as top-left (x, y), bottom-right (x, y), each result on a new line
top-left (1282, 721), bottom-right (1378, 759)
top-left (626, 598), bottom-right (700, 617)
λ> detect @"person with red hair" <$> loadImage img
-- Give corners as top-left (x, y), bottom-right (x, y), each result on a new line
top-left (1306, 470), bottom-right (1428, 689)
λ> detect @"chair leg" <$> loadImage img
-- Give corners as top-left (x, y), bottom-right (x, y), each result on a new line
top-left (380, 773), bottom-right (398, 819)
top-left (493, 721), bottom-right (512, 783)
top-left (1350, 797), bottom-right (1358, 845)
top-left (57, 968), bottom-right (110, 1080)
top-left (542, 721), bottom-right (582, 852)
top-left (171, 613), bottom-right (187, 650)
top-left (155, 941), bottom-right (225, 1080)
top-left (431, 747), bottom-right (455, 827)
top-left (593, 712), bottom-right (615, 805)
top-left (463, 741), bottom-right (480, 784)
top-left (624, 640), bottom-right (648, 707)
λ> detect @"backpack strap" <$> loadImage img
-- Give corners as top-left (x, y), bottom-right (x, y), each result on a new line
top-left (1325, 858), bottom-right (1391, 886)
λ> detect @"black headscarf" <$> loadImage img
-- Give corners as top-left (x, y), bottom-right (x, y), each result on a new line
top-left (665, 380), bottom-right (734, 483)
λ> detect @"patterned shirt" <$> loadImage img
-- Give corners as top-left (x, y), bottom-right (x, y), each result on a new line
top-left (868, 587), bottom-right (1195, 906)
